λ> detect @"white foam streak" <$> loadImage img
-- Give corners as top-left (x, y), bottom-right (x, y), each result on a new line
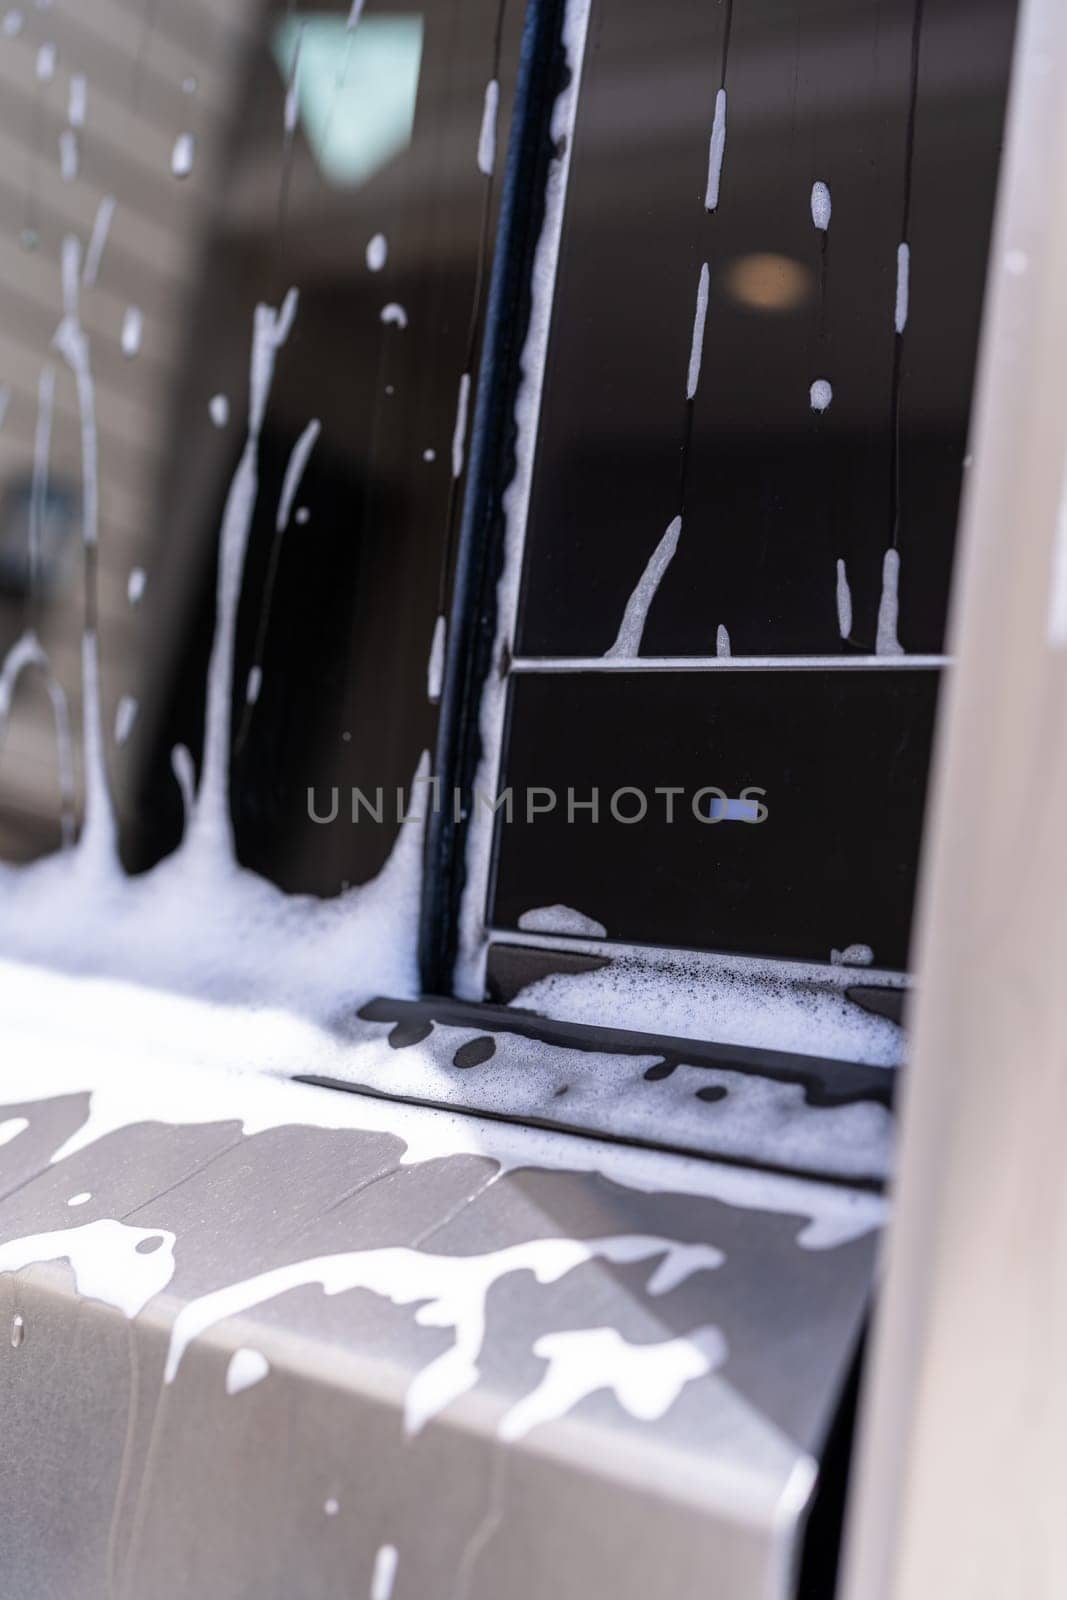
top-left (686, 262), bottom-right (710, 400)
top-left (170, 744), bottom-right (195, 821)
top-left (705, 88), bottom-right (727, 211)
top-left (225, 1347), bottom-right (270, 1394)
top-left (171, 133), bottom-right (196, 179)
top-left (836, 558), bottom-right (852, 639)
top-left (188, 291), bottom-right (298, 865)
top-left (67, 73), bottom-right (86, 129)
top-left (811, 181), bottom-right (831, 231)
top-left (451, 371), bottom-right (471, 480)
top-left (114, 694), bottom-right (137, 747)
top-left (716, 623), bottom-right (731, 657)
top-left (605, 516), bottom-right (682, 658)
top-left (54, 237), bottom-right (115, 866)
top-left (120, 305), bottom-right (143, 359)
top-left (277, 418), bottom-right (321, 533)
top-left (426, 612), bottom-right (446, 703)
top-left (895, 241), bottom-right (910, 335)
top-left (477, 78), bottom-right (500, 177)
top-left (876, 548), bottom-right (904, 655)
top-left (497, 1323), bottom-right (727, 1440)
top-left (163, 1233), bottom-right (724, 1435)
top-left (370, 1545), bottom-right (398, 1600)
top-left (82, 196), bottom-right (115, 288)
top-left (0, 1219), bottom-right (176, 1318)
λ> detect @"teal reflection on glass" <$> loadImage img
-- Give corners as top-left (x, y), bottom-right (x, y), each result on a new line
top-left (273, 14), bottom-right (424, 187)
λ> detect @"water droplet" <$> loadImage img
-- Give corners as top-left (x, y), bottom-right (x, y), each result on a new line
top-left (11, 1313), bottom-right (25, 1349)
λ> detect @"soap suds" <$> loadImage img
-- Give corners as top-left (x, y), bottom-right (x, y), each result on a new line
top-left (895, 242), bottom-right (910, 334)
top-left (506, 943), bottom-right (903, 1068)
top-left (0, 294), bottom-right (427, 1018)
top-left (0, 1218), bottom-right (176, 1318)
top-left (225, 1346), bottom-right (270, 1395)
top-left (497, 1323), bottom-right (727, 1440)
top-left (876, 548), bottom-right (904, 655)
top-left (477, 78), bottom-right (499, 177)
top-left (67, 73), bottom-right (86, 128)
top-left (380, 303), bottom-right (408, 329)
top-left (426, 613), bottom-right (446, 703)
top-left (366, 233), bottom-right (388, 272)
top-left (686, 263), bottom-right (710, 401)
top-left (605, 516), bottom-right (681, 658)
top-left (810, 181), bottom-right (831, 231)
top-left (277, 419), bottom-right (321, 534)
top-left (455, 0), bottom-right (592, 996)
top-left (209, 394), bottom-right (230, 428)
top-left (518, 905), bottom-right (606, 939)
top-left (171, 133), bottom-right (196, 179)
top-left (0, 965), bottom-right (889, 1237)
top-left (831, 944), bottom-right (874, 967)
top-left (82, 196), bottom-right (115, 288)
top-left (164, 1233), bottom-right (725, 1436)
top-left (836, 558), bottom-right (852, 639)
top-left (120, 306), bottom-right (143, 359)
top-left (371, 1545), bottom-right (398, 1600)
top-left (809, 378), bottom-right (833, 412)
top-left (114, 695), bottom-right (138, 747)
top-left (705, 88), bottom-right (727, 211)
top-left (127, 567), bottom-right (146, 606)
top-left (716, 624), bottom-right (731, 657)
top-left (451, 371), bottom-right (471, 480)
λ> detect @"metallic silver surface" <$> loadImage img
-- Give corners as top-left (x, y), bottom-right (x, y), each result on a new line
top-left (0, 1051), bottom-right (877, 1599)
